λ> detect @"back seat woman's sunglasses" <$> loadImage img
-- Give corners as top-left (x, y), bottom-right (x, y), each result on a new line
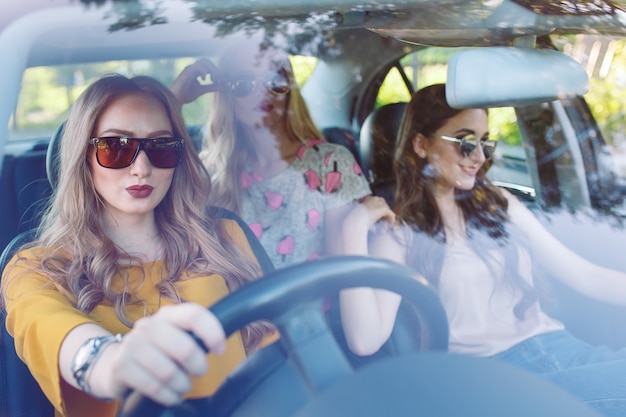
top-left (226, 70), bottom-right (291, 98)
top-left (91, 136), bottom-right (184, 169)
top-left (439, 134), bottom-right (497, 160)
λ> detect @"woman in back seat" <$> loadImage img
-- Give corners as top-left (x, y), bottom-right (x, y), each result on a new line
top-left (171, 38), bottom-right (374, 269)
top-left (341, 83), bottom-right (626, 417)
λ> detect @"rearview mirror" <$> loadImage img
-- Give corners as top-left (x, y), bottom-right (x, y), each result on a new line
top-left (446, 47), bottom-right (589, 108)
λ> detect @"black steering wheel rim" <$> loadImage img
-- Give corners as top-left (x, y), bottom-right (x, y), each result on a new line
top-left (118, 256), bottom-right (448, 417)
top-left (213, 255), bottom-right (447, 340)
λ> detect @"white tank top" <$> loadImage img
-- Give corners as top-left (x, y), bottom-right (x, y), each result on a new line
top-left (438, 239), bottom-right (564, 357)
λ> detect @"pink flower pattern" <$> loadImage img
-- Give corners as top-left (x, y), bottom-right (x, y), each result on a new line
top-left (306, 209), bottom-right (321, 231)
top-left (324, 152), bottom-right (333, 166)
top-left (304, 169), bottom-right (322, 191)
top-left (241, 139), bottom-right (371, 268)
top-left (264, 190), bottom-right (284, 211)
top-left (276, 235), bottom-right (295, 261)
top-left (248, 222), bottom-right (264, 239)
top-left (325, 161), bottom-right (342, 194)
top-left (297, 138), bottom-right (325, 160)
top-left (241, 171), bottom-right (263, 189)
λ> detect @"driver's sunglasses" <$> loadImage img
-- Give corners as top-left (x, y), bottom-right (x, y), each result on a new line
top-left (225, 70), bottom-right (291, 98)
top-left (438, 134), bottom-right (497, 160)
top-left (90, 136), bottom-right (184, 169)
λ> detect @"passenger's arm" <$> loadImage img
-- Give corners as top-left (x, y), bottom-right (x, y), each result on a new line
top-left (324, 202), bottom-right (356, 257)
top-left (322, 146), bottom-right (373, 257)
top-left (505, 190), bottom-right (626, 306)
top-left (338, 197), bottom-right (404, 356)
top-left (340, 195), bottom-right (395, 255)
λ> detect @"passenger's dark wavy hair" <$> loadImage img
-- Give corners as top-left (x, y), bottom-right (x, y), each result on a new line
top-left (393, 83), bottom-right (539, 318)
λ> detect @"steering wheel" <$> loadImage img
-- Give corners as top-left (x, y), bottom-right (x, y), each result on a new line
top-left (117, 256), bottom-right (604, 417)
top-left (117, 256), bottom-right (448, 417)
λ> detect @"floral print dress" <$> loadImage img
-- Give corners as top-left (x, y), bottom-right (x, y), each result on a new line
top-left (240, 139), bottom-right (371, 269)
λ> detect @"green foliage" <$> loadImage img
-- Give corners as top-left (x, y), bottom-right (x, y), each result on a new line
top-left (9, 37), bottom-right (626, 151)
top-left (583, 40), bottom-right (626, 147)
top-left (377, 67), bottom-right (412, 108)
top-left (9, 54), bottom-right (322, 139)
top-left (11, 59), bottom-right (195, 138)
top-left (290, 55), bottom-right (317, 87)
top-left (489, 108), bottom-right (520, 146)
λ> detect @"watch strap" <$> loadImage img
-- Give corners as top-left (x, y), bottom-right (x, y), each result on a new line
top-left (71, 334), bottom-right (123, 399)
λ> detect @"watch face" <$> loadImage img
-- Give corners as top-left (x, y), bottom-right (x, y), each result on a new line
top-left (73, 338), bottom-right (97, 372)
top-left (70, 335), bottom-right (122, 397)
top-left (74, 346), bottom-right (90, 367)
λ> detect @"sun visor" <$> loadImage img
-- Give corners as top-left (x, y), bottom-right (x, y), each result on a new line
top-left (446, 47), bottom-right (589, 108)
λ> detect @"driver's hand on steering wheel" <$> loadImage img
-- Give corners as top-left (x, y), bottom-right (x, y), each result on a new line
top-left (88, 303), bottom-right (226, 406)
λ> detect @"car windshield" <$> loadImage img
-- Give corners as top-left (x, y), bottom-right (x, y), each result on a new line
top-left (4, 1), bottom-right (626, 416)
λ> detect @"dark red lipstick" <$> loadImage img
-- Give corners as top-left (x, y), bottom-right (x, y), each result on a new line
top-left (126, 185), bottom-right (154, 198)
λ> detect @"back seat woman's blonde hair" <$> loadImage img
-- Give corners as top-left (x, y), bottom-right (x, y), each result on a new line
top-left (200, 42), bottom-right (322, 214)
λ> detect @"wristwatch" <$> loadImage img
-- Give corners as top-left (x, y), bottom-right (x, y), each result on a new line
top-left (71, 334), bottom-right (123, 398)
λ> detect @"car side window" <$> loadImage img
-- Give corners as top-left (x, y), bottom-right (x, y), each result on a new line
top-left (564, 35), bottom-right (626, 182)
top-left (376, 65), bottom-right (412, 108)
top-left (10, 58), bottom-right (203, 142)
top-left (10, 55), bottom-right (318, 145)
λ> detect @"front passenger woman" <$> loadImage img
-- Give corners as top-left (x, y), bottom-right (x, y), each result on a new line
top-left (341, 83), bottom-right (626, 417)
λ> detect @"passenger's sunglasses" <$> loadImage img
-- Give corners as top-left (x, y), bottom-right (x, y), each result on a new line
top-left (438, 134), bottom-right (497, 160)
top-left (225, 70), bottom-right (291, 98)
top-left (91, 136), bottom-right (184, 169)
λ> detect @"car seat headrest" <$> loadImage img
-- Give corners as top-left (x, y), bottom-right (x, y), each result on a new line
top-left (46, 121), bottom-right (65, 191)
top-left (322, 127), bottom-right (361, 165)
top-left (358, 102), bottom-right (407, 185)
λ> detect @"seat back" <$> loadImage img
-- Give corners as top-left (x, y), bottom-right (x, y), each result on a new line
top-left (322, 127), bottom-right (361, 166)
top-left (208, 206), bottom-right (275, 275)
top-left (0, 230), bottom-right (54, 417)
top-left (358, 102), bottom-right (407, 206)
top-left (0, 146), bottom-right (52, 252)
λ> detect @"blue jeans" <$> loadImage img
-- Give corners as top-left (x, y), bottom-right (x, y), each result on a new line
top-left (493, 330), bottom-right (626, 417)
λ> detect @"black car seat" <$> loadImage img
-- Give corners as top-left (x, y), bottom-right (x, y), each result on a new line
top-left (358, 102), bottom-right (407, 206)
top-left (322, 126), bottom-right (362, 167)
top-left (0, 143), bottom-right (52, 252)
top-left (0, 229), bottom-right (50, 417)
top-left (0, 123), bottom-right (275, 417)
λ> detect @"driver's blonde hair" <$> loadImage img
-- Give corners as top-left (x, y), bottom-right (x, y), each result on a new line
top-left (4, 74), bottom-right (271, 349)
